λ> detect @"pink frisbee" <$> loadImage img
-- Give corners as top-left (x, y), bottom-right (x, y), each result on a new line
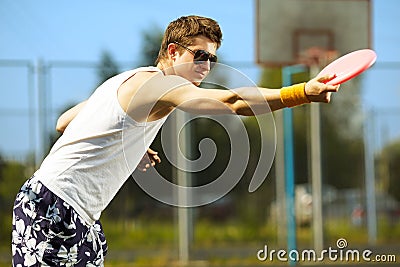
top-left (318, 49), bottom-right (377, 85)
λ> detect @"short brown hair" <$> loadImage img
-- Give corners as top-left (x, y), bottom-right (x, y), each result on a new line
top-left (155, 15), bottom-right (223, 64)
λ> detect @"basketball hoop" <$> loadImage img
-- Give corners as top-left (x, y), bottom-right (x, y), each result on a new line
top-left (297, 47), bottom-right (339, 70)
top-left (256, 0), bottom-right (371, 67)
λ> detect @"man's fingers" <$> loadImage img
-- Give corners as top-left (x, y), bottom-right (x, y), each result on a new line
top-left (147, 148), bottom-right (158, 155)
top-left (153, 154), bottom-right (161, 163)
top-left (137, 149), bottom-right (161, 173)
top-left (147, 148), bottom-right (161, 163)
top-left (325, 84), bottom-right (340, 93)
top-left (317, 74), bottom-right (336, 83)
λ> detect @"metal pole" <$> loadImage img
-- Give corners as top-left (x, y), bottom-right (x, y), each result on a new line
top-left (274, 109), bottom-right (287, 247)
top-left (364, 109), bottom-right (377, 244)
top-left (282, 106), bottom-right (296, 265)
top-left (36, 59), bottom-right (45, 165)
top-left (27, 63), bottom-right (37, 168)
top-left (309, 65), bottom-right (324, 253)
top-left (282, 65), bottom-right (306, 266)
top-left (175, 110), bottom-right (191, 265)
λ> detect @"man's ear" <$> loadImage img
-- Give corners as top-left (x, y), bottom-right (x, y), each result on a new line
top-left (167, 43), bottom-right (178, 60)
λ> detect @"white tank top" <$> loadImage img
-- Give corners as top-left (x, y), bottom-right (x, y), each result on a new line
top-left (35, 66), bottom-right (167, 225)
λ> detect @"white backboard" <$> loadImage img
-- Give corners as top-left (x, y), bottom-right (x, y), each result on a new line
top-left (256, 0), bottom-right (372, 66)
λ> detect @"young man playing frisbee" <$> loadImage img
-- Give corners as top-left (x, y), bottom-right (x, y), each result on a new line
top-left (12, 15), bottom-right (338, 266)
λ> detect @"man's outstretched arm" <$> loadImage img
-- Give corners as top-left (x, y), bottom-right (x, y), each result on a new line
top-left (156, 74), bottom-right (338, 116)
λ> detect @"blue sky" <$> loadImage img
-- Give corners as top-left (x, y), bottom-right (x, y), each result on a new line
top-left (0, 0), bottom-right (399, 159)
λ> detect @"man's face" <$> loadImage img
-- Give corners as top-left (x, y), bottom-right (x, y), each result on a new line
top-left (172, 36), bottom-right (218, 86)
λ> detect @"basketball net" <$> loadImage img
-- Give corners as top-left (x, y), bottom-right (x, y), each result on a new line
top-left (297, 47), bottom-right (339, 70)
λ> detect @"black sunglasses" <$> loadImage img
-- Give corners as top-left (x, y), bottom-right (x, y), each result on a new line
top-left (173, 41), bottom-right (218, 66)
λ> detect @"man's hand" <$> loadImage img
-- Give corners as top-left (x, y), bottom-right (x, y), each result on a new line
top-left (305, 74), bottom-right (340, 103)
top-left (137, 148), bottom-right (161, 172)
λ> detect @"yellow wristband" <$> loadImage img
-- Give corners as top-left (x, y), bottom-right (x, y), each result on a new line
top-left (280, 83), bottom-right (310, 108)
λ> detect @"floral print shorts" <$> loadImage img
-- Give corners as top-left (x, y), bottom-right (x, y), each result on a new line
top-left (12, 176), bottom-right (108, 266)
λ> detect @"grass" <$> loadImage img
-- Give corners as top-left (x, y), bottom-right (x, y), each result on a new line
top-left (102, 220), bottom-right (177, 249)
top-left (1, 218), bottom-right (399, 266)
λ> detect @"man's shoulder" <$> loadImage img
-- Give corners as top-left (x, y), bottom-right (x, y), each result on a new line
top-left (120, 68), bottom-right (162, 88)
top-left (134, 70), bottom-right (161, 80)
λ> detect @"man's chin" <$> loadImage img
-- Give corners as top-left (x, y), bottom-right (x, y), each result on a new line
top-left (191, 72), bottom-right (208, 86)
top-left (191, 80), bottom-right (202, 86)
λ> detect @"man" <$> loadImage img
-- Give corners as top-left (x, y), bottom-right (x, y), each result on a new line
top-left (12, 15), bottom-right (338, 266)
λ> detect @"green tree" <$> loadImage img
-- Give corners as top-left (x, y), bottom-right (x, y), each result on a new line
top-left (137, 25), bottom-right (163, 67)
top-left (0, 156), bottom-right (28, 249)
top-left (258, 67), bottom-right (364, 189)
top-left (379, 140), bottom-right (400, 201)
top-left (97, 50), bottom-right (120, 86)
